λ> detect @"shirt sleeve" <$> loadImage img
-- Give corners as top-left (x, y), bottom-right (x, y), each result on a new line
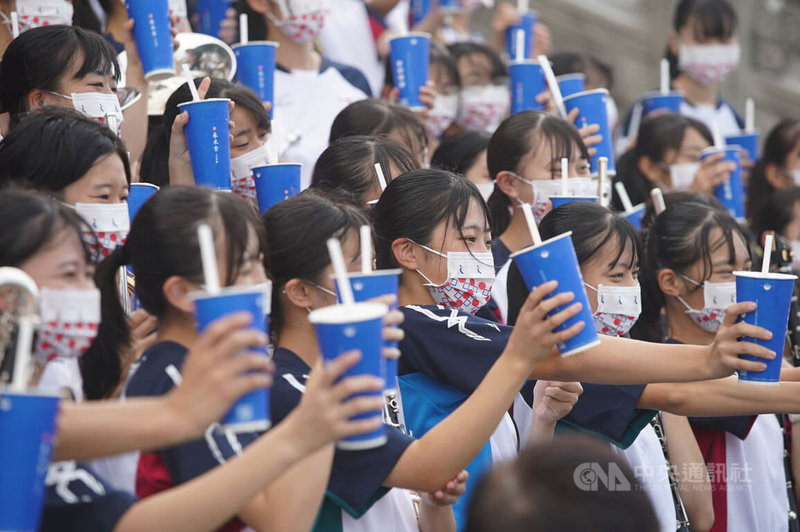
top-left (689, 415), bottom-right (757, 440)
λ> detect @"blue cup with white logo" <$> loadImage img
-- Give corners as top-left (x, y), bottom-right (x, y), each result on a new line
top-left (389, 33), bottom-right (431, 111)
top-left (127, 183), bottom-right (159, 223)
top-left (253, 163), bottom-right (301, 215)
top-left (196, 0), bottom-right (232, 37)
top-left (125, 0), bottom-right (175, 81)
top-left (510, 61), bottom-right (546, 114)
top-left (623, 204), bottom-right (646, 231)
top-left (178, 98), bottom-right (232, 191)
top-left (642, 91), bottom-right (683, 116)
top-left (505, 12), bottom-right (536, 61)
top-left (735, 271), bottom-right (797, 385)
top-left (190, 283), bottom-right (272, 432)
top-left (233, 42), bottom-right (279, 118)
top-left (334, 270), bottom-right (402, 394)
top-left (701, 146), bottom-right (744, 220)
top-left (563, 89), bottom-right (616, 175)
top-left (725, 133), bottom-right (760, 163)
top-left (510, 231), bottom-right (599, 356)
top-left (557, 73), bottom-right (586, 99)
top-left (0, 390), bottom-right (60, 532)
top-left (309, 302), bottom-right (389, 449)
top-left (549, 195), bottom-right (597, 209)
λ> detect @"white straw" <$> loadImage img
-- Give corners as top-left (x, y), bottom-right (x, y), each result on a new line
top-left (745, 97), bottom-right (755, 133)
top-left (360, 225), bottom-right (372, 274)
top-left (650, 188), bottom-right (666, 215)
top-left (762, 233), bottom-right (773, 274)
top-left (516, 0), bottom-right (528, 14)
top-left (183, 64), bottom-right (200, 101)
top-left (267, 120), bottom-right (279, 163)
top-left (628, 101), bottom-right (643, 139)
top-left (711, 120), bottom-right (724, 150)
top-left (239, 13), bottom-right (248, 44)
top-left (515, 28), bottom-right (525, 59)
top-left (615, 182), bottom-right (634, 213)
top-left (327, 238), bottom-right (355, 305)
top-left (538, 55), bottom-right (567, 118)
top-left (597, 157), bottom-right (609, 207)
top-left (561, 157), bottom-right (569, 195)
top-left (520, 203), bottom-right (542, 246)
top-left (197, 224), bottom-right (221, 294)
top-left (10, 12), bottom-right (19, 39)
top-left (106, 113), bottom-right (118, 137)
top-left (374, 163), bottom-right (388, 191)
top-left (10, 314), bottom-right (34, 391)
top-left (660, 58), bottom-right (669, 96)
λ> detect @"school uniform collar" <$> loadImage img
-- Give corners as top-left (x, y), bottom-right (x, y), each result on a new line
top-left (276, 57), bottom-right (336, 75)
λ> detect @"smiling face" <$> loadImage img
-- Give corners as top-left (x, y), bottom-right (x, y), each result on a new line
top-left (33, 49), bottom-right (118, 111)
top-left (61, 153), bottom-right (129, 205)
top-left (230, 105), bottom-right (269, 159)
top-left (511, 139), bottom-right (591, 204)
top-left (581, 237), bottom-right (639, 314)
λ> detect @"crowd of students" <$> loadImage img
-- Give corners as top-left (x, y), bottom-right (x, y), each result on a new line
top-left (2, 0), bottom-right (800, 531)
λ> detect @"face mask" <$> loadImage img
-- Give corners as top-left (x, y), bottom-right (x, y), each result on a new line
top-left (514, 175), bottom-right (596, 223)
top-left (51, 91), bottom-right (124, 136)
top-left (456, 85), bottom-right (510, 133)
top-left (677, 273), bottom-right (736, 333)
top-left (678, 43), bottom-right (741, 87)
top-left (1, 0), bottom-right (73, 34)
top-left (74, 202), bottom-right (131, 261)
top-left (230, 145), bottom-right (270, 200)
top-left (788, 168), bottom-right (800, 187)
top-left (267, 0), bottom-right (328, 44)
top-left (669, 162), bottom-right (700, 191)
top-left (426, 94), bottom-right (459, 139)
top-left (413, 242), bottom-right (495, 314)
top-left (476, 182), bottom-right (495, 202)
top-left (585, 283), bottom-right (641, 337)
top-left (33, 287), bottom-right (101, 366)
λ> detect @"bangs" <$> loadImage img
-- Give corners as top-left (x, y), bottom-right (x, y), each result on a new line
top-left (73, 31), bottom-right (120, 82)
top-left (690, 1), bottom-right (737, 41)
top-left (534, 116), bottom-right (590, 166)
top-left (695, 210), bottom-right (749, 280)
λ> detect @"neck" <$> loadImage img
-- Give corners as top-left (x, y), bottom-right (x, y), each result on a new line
top-left (156, 312), bottom-right (198, 348)
top-left (276, 315), bottom-right (322, 368)
top-left (665, 301), bottom-right (715, 346)
top-left (500, 207), bottom-right (535, 254)
top-left (269, 23), bottom-right (321, 71)
top-left (672, 73), bottom-right (718, 106)
top-left (398, 270), bottom-right (436, 307)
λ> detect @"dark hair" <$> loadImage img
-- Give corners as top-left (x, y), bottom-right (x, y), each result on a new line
top-left (613, 114), bottom-right (712, 210)
top-left (431, 131), bottom-right (491, 176)
top-left (641, 189), bottom-right (726, 231)
top-left (0, 107), bottom-right (131, 196)
top-left (310, 135), bottom-right (419, 205)
top-left (747, 119), bottom-right (800, 232)
top-left (465, 435), bottom-right (658, 532)
top-left (0, 25), bottom-right (120, 123)
top-left (72, 0), bottom-right (115, 34)
top-left (506, 202), bottom-right (642, 326)
top-left (373, 169), bottom-right (491, 269)
top-left (759, 186), bottom-right (800, 238)
top-left (328, 99), bottom-right (428, 157)
top-left (262, 190), bottom-right (370, 340)
top-left (550, 52), bottom-right (587, 77)
top-left (447, 42), bottom-right (508, 82)
top-left (632, 201), bottom-right (749, 342)
top-left (385, 41), bottom-right (459, 89)
top-left (139, 79), bottom-right (270, 186)
top-left (237, 0), bottom-right (269, 40)
top-left (666, 0), bottom-right (738, 79)
top-left (486, 111), bottom-right (590, 238)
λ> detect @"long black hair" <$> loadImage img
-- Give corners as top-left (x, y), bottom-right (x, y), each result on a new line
top-left (431, 131), bottom-right (491, 176)
top-left (666, 0), bottom-right (738, 79)
top-left (328, 99), bottom-right (428, 157)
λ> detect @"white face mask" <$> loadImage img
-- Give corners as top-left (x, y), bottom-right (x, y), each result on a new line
top-left (33, 287), bottom-right (101, 366)
top-left (51, 91), bottom-right (124, 136)
top-left (677, 273), bottom-right (736, 333)
top-left (788, 168), bottom-right (800, 187)
top-left (475, 182), bottom-right (495, 202)
top-left (230, 145), bottom-right (270, 200)
top-left (513, 175), bottom-right (596, 223)
top-left (456, 85), bottom-right (510, 133)
top-left (1, 0), bottom-right (73, 34)
top-left (426, 94), bottom-right (459, 139)
top-left (267, 0), bottom-right (328, 44)
top-left (678, 43), bottom-right (741, 87)
top-left (669, 162), bottom-right (700, 191)
top-left (585, 283), bottom-right (641, 337)
top-left (74, 202), bottom-right (131, 261)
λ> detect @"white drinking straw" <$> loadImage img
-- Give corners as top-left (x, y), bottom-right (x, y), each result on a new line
top-left (106, 114), bottom-right (118, 137)
top-left (520, 203), bottom-right (542, 246)
top-left (515, 28), bottom-right (525, 60)
top-left (268, 120), bottom-right (279, 163)
top-left (538, 55), bottom-right (567, 118)
top-left (711, 120), bottom-right (724, 150)
top-left (10, 12), bottom-right (19, 39)
top-left (745, 97), bottom-right (755, 133)
top-left (197, 224), bottom-right (221, 294)
top-left (650, 187), bottom-right (666, 215)
top-left (615, 182), bottom-right (634, 213)
top-left (183, 64), bottom-right (200, 101)
top-left (360, 225), bottom-right (372, 274)
top-left (517, 0), bottom-right (528, 14)
top-left (374, 163), bottom-right (388, 191)
top-left (660, 58), bottom-right (669, 96)
top-left (762, 233), bottom-right (774, 274)
top-left (10, 315), bottom-right (34, 391)
top-left (560, 157), bottom-right (569, 195)
top-left (327, 238), bottom-right (355, 305)
top-left (598, 156), bottom-right (609, 207)
top-left (628, 101), bottom-right (643, 140)
top-left (239, 13), bottom-right (248, 44)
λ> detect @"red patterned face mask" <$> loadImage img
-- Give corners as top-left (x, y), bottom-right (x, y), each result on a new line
top-left (413, 243), bottom-right (495, 314)
top-left (268, 0), bottom-right (328, 44)
top-left (33, 288), bottom-right (101, 366)
top-left (74, 203), bottom-right (130, 262)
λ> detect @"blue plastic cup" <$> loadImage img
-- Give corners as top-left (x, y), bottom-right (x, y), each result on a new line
top-left (510, 232), bottom-right (599, 356)
top-left (735, 272), bottom-right (797, 385)
top-left (0, 390), bottom-right (60, 532)
top-left (190, 283), bottom-right (272, 432)
top-left (624, 204), bottom-right (646, 231)
top-left (642, 91), bottom-right (683, 116)
top-left (563, 89), bottom-right (616, 175)
top-left (309, 302), bottom-right (389, 449)
top-left (196, 0), bottom-right (232, 37)
top-left (389, 33), bottom-right (431, 111)
top-left (701, 146), bottom-right (745, 220)
top-left (409, 0), bottom-right (431, 27)
top-left (334, 270), bottom-right (402, 394)
top-left (177, 98), bottom-right (232, 190)
top-left (510, 60), bottom-right (546, 114)
top-left (125, 0), bottom-right (175, 81)
top-left (557, 73), bottom-right (586, 99)
top-left (549, 195), bottom-right (598, 209)
top-left (253, 163), bottom-right (301, 215)
top-left (505, 12), bottom-right (536, 61)
top-left (233, 42), bottom-right (278, 118)
top-left (127, 183), bottom-right (159, 223)
top-left (725, 132), bottom-right (760, 163)
top-left (439, 0), bottom-right (462, 11)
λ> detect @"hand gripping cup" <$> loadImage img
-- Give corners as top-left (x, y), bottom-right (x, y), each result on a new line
top-left (725, 132), bottom-right (760, 163)
top-left (735, 271), bottom-right (797, 384)
top-left (334, 270), bottom-right (402, 394)
top-left (309, 302), bottom-right (389, 450)
top-left (197, 0), bottom-right (232, 37)
top-left (127, 183), bottom-right (159, 223)
top-left (642, 91), bottom-right (683, 116)
top-left (548, 195), bottom-right (597, 209)
top-left (190, 283), bottom-right (272, 432)
top-left (125, 0), bottom-right (175, 81)
top-left (253, 163), bottom-right (301, 215)
top-left (510, 60), bottom-right (546, 114)
top-left (233, 42), bottom-right (279, 118)
top-left (563, 89), bottom-right (616, 176)
top-left (178, 98), bottom-right (232, 190)
top-left (505, 12), bottom-right (536, 61)
top-left (0, 390), bottom-right (60, 532)
top-left (389, 33), bottom-right (431, 111)
top-left (700, 146), bottom-right (744, 220)
top-left (510, 232), bottom-right (599, 356)
top-left (556, 73), bottom-right (586, 99)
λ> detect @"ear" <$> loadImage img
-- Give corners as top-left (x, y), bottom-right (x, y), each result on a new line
top-left (657, 268), bottom-right (683, 299)
top-left (391, 237), bottom-right (420, 271)
top-left (495, 170), bottom-right (521, 200)
top-left (764, 162), bottom-right (787, 189)
top-left (245, 0), bottom-right (269, 15)
top-left (162, 276), bottom-right (200, 314)
top-left (638, 156), bottom-right (663, 186)
top-left (667, 30), bottom-right (679, 58)
top-left (27, 89), bottom-right (49, 111)
top-left (283, 278), bottom-right (314, 310)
